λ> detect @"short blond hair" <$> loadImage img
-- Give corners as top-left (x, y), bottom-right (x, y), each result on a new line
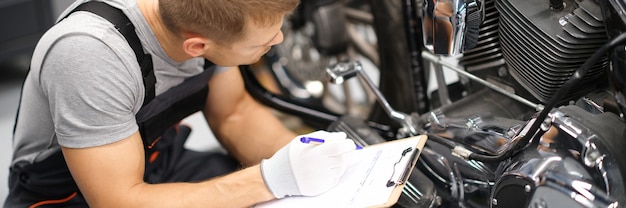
top-left (159, 0), bottom-right (299, 43)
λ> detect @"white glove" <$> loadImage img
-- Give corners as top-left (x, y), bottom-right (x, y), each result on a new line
top-left (260, 130), bottom-right (358, 198)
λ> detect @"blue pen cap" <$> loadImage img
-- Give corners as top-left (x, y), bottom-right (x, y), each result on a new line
top-left (300, 137), bottom-right (325, 144)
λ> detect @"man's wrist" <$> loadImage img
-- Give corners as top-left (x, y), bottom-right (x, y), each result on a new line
top-left (260, 154), bottom-right (300, 198)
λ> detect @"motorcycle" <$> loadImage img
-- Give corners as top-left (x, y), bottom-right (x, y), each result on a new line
top-left (242, 0), bottom-right (626, 207)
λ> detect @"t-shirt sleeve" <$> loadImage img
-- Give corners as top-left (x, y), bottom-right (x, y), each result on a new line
top-left (40, 34), bottom-right (142, 148)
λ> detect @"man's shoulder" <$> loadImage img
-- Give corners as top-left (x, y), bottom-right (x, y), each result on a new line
top-left (53, 11), bottom-right (125, 42)
top-left (42, 0), bottom-right (137, 55)
top-left (35, 11), bottom-right (138, 69)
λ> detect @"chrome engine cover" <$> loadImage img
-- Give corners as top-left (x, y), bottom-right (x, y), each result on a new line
top-left (491, 105), bottom-right (626, 208)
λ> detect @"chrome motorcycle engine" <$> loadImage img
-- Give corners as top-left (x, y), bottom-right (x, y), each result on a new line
top-left (461, 0), bottom-right (608, 104)
top-left (422, 0), bottom-right (626, 207)
top-left (491, 105), bottom-right (625, 207)
top-left (462, 0), bottom-right (626, 206)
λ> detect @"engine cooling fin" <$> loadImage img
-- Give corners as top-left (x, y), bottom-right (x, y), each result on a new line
top-left (497, 0), bottom-right (608, 103)
top-left (460, 0), bottom-right (505, 71)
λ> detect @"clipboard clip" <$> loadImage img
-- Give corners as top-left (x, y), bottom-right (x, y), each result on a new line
top-left (386, 147), bottom-right (420, 187)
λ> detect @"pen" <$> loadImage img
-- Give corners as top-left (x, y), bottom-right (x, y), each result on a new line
top-left (300, 137), bottom-right (363, 150)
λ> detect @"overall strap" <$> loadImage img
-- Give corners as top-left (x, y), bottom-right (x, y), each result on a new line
top-left (71, 2), bottom-right (218, 146)
top-left (70, 1), bottom-right (156, 105)
top-left (136, 64), bottom-right (217, 147)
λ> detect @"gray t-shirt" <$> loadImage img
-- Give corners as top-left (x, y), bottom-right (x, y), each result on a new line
top-left (11, 0), bottom-right (225, 165)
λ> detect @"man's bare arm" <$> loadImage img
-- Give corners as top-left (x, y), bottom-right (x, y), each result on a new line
top-left (62, 131), bottom-right (275, 207)
top-left (204, 67), bottom-right (296, 166)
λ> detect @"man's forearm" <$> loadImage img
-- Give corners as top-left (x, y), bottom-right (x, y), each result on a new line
top-left (204, 67), bottom-right (296, 165)
top-left (208, 100), bottom-right (296, 165)
top-left (64, 134), bottom-right (276, 208)
top-left (110, 165), bottom-right (274, 208)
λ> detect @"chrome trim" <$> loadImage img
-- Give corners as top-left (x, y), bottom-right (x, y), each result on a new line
top-left (326, 61), bottom-right (420, 137)
top-left (422, 0), bottom-right (483, 55)
top-left (421, 51), bottom-right (543, 111)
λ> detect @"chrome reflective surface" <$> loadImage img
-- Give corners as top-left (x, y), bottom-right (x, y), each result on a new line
top-left (422, 0), bottom-right (483, 55)
top-left (489, 105), bottom-right (625, 207)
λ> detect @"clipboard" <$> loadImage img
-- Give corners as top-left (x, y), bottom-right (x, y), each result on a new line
top-left (255, 135), bottom-right (428, 208)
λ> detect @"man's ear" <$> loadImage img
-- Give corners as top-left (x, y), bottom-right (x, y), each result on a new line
top-left (182, 37), bottom-right (209, 57)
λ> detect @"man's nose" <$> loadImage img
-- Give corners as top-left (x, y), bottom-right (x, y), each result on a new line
top-left (268, 31), bottom-right (284, 46)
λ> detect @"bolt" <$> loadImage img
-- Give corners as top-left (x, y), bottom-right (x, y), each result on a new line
top-left (498, 67), bottom-right (508, 77)
top-left (540, 117), bottom-right (552, 131)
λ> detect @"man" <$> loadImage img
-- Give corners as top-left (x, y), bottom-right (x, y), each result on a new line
top-left (5, 0), bottom-right (358, 207)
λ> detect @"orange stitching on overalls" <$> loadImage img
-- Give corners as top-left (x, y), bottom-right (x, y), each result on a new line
top-left (29, 192), bottom-right (78, 208)
top-left (149, 151), bottom-right (160, 163)
top-left (147, 136), bottom-right (162, 149)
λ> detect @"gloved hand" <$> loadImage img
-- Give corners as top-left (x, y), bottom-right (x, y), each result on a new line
top-left (260, 130), bottom-right (358, 198)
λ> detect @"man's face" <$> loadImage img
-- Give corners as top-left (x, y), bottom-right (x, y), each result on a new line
top-left (203, 18), bottom-right (284, 67)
